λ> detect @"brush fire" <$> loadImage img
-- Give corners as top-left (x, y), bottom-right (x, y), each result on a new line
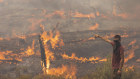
top-left (0, 0), bottom-right (140, 79)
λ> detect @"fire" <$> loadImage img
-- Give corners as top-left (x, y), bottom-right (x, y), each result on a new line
top-left (128, 40), bottom-right (137, 46)
top-left (39, 25), bottom-right (65, 75)
top-left (47, 65), bottom-right (67, 76)
top-left (44, 10), bottom-right (65, 18)
top-left (61, 53), bottom-right (107, 63)
top-left (104, 32), bottom-right (129, 39)
top-left (89, 23), bottom-right (99, 30)
top-left (136, 59), bottom-right (140, 62)
top-left (65, 64), bottom-right (77, 79)
top-left (39, 25), bottom-right (77, 78)
top-left (40, 30), bottom-right (54, 73)
top-left (13, 40), bottom-right (36, 62)
top-left (50, 31), bottom-right (61, 49)
top-left (15, 35), bottom-right (26, 40)
top-left (24, 40), bottom-right (35, 56)
top-left (88, 37), bottom-right (95, 40)
top-left (73, 11), bottom-right (95, 18)
top-left (112, 5), bottom-right (128, 19)
top-left (0, 40), bottom-right (36, 64)
top-left (125, 65), bottom-right (134, 72)
top-left (124, 39), bottom-right (139, 63)
top-left (96, 11), bottom-right (100, 16)
top-left (104, 33), bottom-right (115, 39)
top-left (117, 13), bottom-right (128, 19)
top-left (0, 51), bottom-right (12, 60)
top-left (0, 37), bottom-right (4, 40)
top-left (0, 51), bottom-right (23, 64)
top-left (47, 64), bottom-right (77, 79)
top-left (125, 45), bottom-right (139, 63)
top-left (40, 9), bottom-right (100, 20)
top-left (99, 58), bottom-right (107, 62)
top-left (40, 27), bottom-right (64, 49)
top-left (43, 10), bottom-right (96, 19)
top-left (100, 14), bottom-right (111, 20)
top-left (121, 33), bottom-right (129, 38)
top-left (53, 10), bottom-right (65, 18)
top-left (68, 36), bottom-right (96, 44)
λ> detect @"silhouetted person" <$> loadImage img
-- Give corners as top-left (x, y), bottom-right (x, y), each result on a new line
top-left (95, 34), bottom-right (124, 79)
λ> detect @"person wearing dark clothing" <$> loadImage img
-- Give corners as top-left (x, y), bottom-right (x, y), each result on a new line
top-left (95, 35), bottom-right (124, 79)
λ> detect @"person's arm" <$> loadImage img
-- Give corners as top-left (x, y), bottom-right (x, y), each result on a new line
top-left (95, 34), bottom-right (112, 44)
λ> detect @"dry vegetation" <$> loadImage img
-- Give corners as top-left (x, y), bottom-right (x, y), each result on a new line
top-left (0, 56), bottom-right (139, 79)
top-left (0, 0), bottom-right (140, 79)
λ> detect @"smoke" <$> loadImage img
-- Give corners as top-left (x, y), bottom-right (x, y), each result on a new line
top-left (0, 0), bottom-right (139, 37)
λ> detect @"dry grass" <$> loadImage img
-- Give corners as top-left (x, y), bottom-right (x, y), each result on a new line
top-left (79, 56), bottom-right (140, 79)
top-left (33, 74), bottom-right (65, 79)
top-left (0, 56), bottom-right (139, 79)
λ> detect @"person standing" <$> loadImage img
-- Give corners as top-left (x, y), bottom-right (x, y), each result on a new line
top-left (95, 34), bottom-right (124, 79)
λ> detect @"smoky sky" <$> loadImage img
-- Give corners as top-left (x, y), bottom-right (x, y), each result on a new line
top-left (0, 0), bottom-right (139, 36)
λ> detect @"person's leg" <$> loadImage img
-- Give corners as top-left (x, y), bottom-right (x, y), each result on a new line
top-left (113, 69), bottom-right (118, 79)
top-left (117, 70), bottom-right (122, 79)
top-left (116, 69), bottom-right (122, 79)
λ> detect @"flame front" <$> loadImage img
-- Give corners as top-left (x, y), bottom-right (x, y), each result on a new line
top-left (61, 53), bottom-right (107, 63)
top-left (73, 11), bottom-right (95, 18)
top-left (0, 40), bottom-right (35, 64)
top-left (89, 23), bottom-right (99, 30)
top-left (124, 39), bottom-right (139, 63)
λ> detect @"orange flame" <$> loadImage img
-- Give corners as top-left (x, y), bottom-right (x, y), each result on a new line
top-left (88, 37), bottom-right (96, 40)
top-left (44, 10), bottom-right (65, 18)
top-left (100, 14), bottom-right (111, 20)
top-left (61, 53), bottom-right (107, 63)
top-left (125, 45), bottom-right (139, 63)
top-left (136, 59), bottom-right (140, 62)
top-left (96, 11), bottom-right (100, 16)
top-left (47, 65), bottom-right (68, 76)
top-left (0, 51), bottom-right (12, 60)
top-left (40, 25), bottom-right (76, 78)
top-left (41, 10), bottom-right (98, 19)
top-left (0, 50), bottom-right (22, 64)
top-left (103, 32), bottom-right (129, 39)
top-left (89, 23), bottom-right (99, 30)
top-left (112, 5), bottom-right (128, 19)
top-left (20, 40), bottom-right (35, 56)
top-left (73, 11), bottom-right (95, 18)
top-left (117, 13), bottom-right (128, 19)
top-left (0, 39), bottom-right (36, 64)
top-left (128, 40), bottom-right (137, 46)
top-left (0, 37), bottom-right (4, 40)
top-left (125, 65), bottom-right (134, 72)
top-left (47, 65), bottom-right (77, 79)
top-left (40, 25), bottom-right (65, 74)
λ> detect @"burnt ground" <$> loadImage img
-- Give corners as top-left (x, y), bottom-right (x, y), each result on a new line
top-left (0, 0), bottom-right (140, 78)
top-left (0, 30), bottom-right (140, 78)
